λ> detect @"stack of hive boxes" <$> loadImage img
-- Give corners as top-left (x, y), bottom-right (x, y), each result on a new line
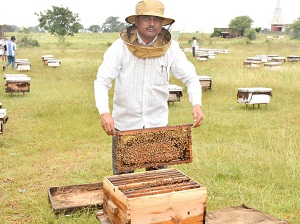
top-left (42, 55), bottom-right (61, 67)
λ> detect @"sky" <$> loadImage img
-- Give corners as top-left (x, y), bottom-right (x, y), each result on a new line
top-left (1, 0), bottom-right (299, 33)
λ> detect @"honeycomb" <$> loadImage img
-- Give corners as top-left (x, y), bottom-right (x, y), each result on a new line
top-left (115, 124), bottom-right (193, 172)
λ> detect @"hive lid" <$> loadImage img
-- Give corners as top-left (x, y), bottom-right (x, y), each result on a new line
top-left (238, 87), bottom-right (272, 92)
top-left (3, 74), bottom-right (28, 79)
top-left (115, 124), bottom-right (193, 172)
top-left (5, 76), bottom-right (31, 82)
top-left (48, 182), bottom-right (103, 215)
top-left (0, 109), bottom-right (7, 118)
top-left (198, 75), bottom-right (211, 80)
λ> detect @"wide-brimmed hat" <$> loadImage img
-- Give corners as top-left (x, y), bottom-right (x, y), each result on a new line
top-left (126, 0), bottom-right (175, 26)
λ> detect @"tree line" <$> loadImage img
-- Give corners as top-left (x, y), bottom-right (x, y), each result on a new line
top-left (3, 6), bottom-right (300, 44)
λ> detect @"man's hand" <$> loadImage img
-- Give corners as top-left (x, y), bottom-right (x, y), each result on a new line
top-left (192, 104), bottom-right (204, 128)
top-left (100, 113), bottom-right (116, 135)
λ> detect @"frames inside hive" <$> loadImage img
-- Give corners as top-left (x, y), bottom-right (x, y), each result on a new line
top-left (115, 124), bottom-right (193, 172)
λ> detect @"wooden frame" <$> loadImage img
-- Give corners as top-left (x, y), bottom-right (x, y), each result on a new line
top-left (115, 124), bottom-right (193, 172)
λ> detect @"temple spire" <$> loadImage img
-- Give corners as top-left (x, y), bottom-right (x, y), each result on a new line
top-left (271, 0), bottom-right (284, 24)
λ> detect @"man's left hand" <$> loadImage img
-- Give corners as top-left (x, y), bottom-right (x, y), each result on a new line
top-left (192, 104), bottom-right (204, 127)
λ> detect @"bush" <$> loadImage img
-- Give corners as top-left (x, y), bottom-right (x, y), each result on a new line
top-left (210, 29), bottom-right (222, 38)
top-left (245, 28), bottom-right (257, 40)
top-left (18, 36), bottom-right (40, 47)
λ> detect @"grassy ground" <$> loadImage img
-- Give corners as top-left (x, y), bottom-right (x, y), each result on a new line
top-left (0, 32), bottom-right (299, 223)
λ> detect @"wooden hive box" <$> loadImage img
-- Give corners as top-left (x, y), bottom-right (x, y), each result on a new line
top-left (246, 57), bottom-right (262, 62)
top-left (243, 60), bottom-right (261, 68)
top-left (198, 75), bottom-right (212, 90)
top-left (237, 87), bottom-right (272, 108)
top-left (4, 75), bottom-right (31, 93)
top-left (255, 55), bottom-right (268, 62)
top-left (42, 55), bottom-right (55, 65)
top-left (196, 54), bottom-right (209, 61)
top-left (267, 55), bottom-right (278, 61)
top-left (42, 55), bottom-right (54, 60)
top-left (102, 168), bottom-right (207, 224)
top-left (271, 56), bottom-right (286, 63)
top-left (115, 124), bottom-right (192, 173)
top-left (16, 60), bottom-right (31, 71)
top-left (264, 62), bottom-right (282, 70)
top-left (47, 59), bottom-right (61, 67)
top-left (0, 108), bottom-right (8, 134)
top-left (0, 108), bottom-right (7, 119)
top-left (168, 84), bottom-right (183, 104)
top-left (287, 55), bottom-right (300, 62)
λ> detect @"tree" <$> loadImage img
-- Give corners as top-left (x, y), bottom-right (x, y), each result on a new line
top-left (4, 25), bottom-right (18, 32)
top-left (228, 16), bottom-right (253, 37)
top-left (35, 6), bottom-right (83, 43)
top-left (89, 25), bottom-right (101, 33)
top-left (286, 18), bottom-right (300, 40)
top-left (255, 27), bottom-right (262, 33)
top-left (101, 16), bottom-right (126, 33)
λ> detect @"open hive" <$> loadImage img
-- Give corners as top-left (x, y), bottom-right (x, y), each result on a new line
top-left (115, 124), bottom-right (192, 172)
top-left (101, 168), bottom-right (207, 224)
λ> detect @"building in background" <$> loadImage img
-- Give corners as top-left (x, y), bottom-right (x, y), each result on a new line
top-left (270, 0), bottom-right (288, 32)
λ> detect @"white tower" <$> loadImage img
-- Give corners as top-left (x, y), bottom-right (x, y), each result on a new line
top-left (270, 0), bottom-right (285, 32)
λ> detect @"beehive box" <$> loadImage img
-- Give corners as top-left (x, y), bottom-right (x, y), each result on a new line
top-left (168, 84), bottom-right (183, 104)
top-left (287, 55), bottom-right (300, 62)
top-left (237, 87), bottom-right (272, 107)
top-left (198, 75), bottom-right (212, 90)
top-left (271, 56), bottom-right (286, 63)
top-left (102, 168), bottom-right (207, 224)
top-left (264, 62), bottom-right (282, 70)
top-left (243, 60), bottom-right (261, 68)
top-left (16, 60), bottom-right (31, 71)
top-left (48, 59), bottom-right (61, 67)
top-left (42, 55), bottom-right (55, 65)
top-left (115, 124), bottom-right (192, 173)
top-left (0, 108), bottom-right (8, 134)
top-left (4, 75), bottom-right (31, 93)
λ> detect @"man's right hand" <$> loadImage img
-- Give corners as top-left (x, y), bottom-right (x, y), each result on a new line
top-left (100, 113), bottom-right (116, 136)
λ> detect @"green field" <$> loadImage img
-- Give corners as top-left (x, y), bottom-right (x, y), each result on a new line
top-left (0, 32), bottom-right (299, 223)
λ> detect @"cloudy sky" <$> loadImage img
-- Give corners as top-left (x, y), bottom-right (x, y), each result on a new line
top-left (1, 0), bottom-right (299, 33)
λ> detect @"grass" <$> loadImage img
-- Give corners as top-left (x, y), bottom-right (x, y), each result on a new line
top-left (0, 32), bottom-right (299, 223)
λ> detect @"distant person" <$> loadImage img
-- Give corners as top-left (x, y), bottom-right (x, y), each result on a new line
top-left (192, 37), bottom-right (198, 57)
top-left (1, 39), bottom-right (7, 61)
top-left (94, 0), bottom-right (204, 175)
top-left (2, 36), bottom-right (17, 71)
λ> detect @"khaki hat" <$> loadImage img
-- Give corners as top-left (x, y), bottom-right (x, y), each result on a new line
top-left (126, 0), bottom-right (175, 26)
